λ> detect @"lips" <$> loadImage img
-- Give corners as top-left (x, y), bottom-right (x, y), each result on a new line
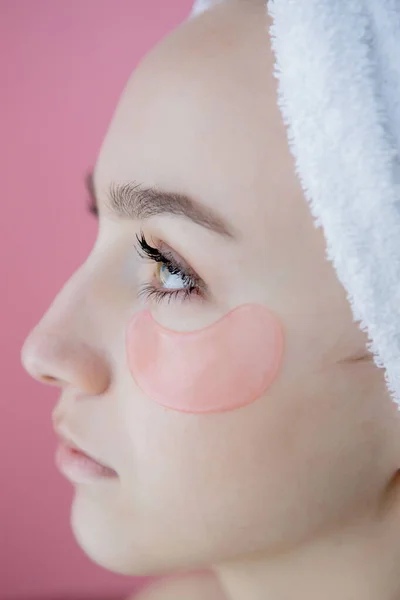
top-left (54, 429), bottom-right (118, 484)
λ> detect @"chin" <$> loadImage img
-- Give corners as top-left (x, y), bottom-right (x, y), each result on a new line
top-left (70, 494), bottom-right (133, 575)
top-left (69, 491), bottom-right (188, 577)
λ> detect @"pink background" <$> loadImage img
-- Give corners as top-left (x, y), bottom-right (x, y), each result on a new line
top-left (0, 1), bottom-right (191, 598)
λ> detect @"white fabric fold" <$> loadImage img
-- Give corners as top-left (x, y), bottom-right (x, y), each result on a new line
top-left (191, 0), bottom-right (221, 16)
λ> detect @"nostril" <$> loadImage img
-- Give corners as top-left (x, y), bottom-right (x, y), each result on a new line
top-left (21, 331), bottom-right (63, 384)
top-left (21, 332), bottom-right (111, 394)
top-left (41, 375), bottom-right (58, 384)
top-left (21, 343), bottom-right (59, 384)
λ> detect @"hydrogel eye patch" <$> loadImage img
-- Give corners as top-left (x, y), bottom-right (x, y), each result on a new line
top-left (126, 304), bottom-right (284, 414)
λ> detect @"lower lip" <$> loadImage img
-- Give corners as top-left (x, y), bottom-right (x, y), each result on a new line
top-left (55, 442), bottom-right (118, 484)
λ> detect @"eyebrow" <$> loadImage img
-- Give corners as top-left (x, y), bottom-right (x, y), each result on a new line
top-left (87, 172), bottom-right (234, 238)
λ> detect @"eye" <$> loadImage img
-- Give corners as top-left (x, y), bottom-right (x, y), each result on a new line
top-left (155, 262), bottom-right (194, 290)
top-left (134, 231), bottom-right (206, 304)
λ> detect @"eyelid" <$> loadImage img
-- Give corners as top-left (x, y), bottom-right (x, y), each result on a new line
top-left (155, 240), bottom-right (199, 283)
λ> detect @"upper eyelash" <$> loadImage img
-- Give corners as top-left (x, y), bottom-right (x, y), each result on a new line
top-left (135, 231), bottom-right (169, 264)
top-left (134, 231), bottom-right (205, 301)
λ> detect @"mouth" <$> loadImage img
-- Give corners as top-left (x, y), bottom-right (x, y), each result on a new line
top-left (55, 432), bottom-right (118, 484)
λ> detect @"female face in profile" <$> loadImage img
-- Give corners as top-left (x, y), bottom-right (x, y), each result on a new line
top-left (21, 2), bottom-right (400, 599)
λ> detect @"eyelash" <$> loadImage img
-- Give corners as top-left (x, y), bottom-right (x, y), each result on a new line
top-left (134, 231), bottom-right (204, 304)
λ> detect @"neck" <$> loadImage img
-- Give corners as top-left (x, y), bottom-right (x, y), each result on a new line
top-left (214, 489), bottom-right (400, 600)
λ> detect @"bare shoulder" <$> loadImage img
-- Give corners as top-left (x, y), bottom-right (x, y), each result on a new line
top-left (129, 572), bottom-right (227, 600)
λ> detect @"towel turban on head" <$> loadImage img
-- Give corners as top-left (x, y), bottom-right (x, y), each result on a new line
top-left (189, 0), bottom-right (400, 410)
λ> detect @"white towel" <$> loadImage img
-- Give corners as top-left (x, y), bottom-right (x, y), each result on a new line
top-left (190, 0), bottom-right (400, 410)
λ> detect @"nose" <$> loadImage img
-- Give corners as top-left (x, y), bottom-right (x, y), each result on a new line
top-left (21, 329), bottom-right (110, 394)
top-left (21, 270), bottom-right (111, 396)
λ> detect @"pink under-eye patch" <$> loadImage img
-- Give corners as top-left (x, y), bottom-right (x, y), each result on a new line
top-left (126, 304), bottom-right (285, 414)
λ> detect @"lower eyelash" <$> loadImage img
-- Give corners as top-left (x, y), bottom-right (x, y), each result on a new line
top-left (138, 283), bottom-right (199, 304)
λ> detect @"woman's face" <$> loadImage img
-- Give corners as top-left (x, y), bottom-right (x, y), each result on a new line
top-left (21, 1), bottom-right (397, 576)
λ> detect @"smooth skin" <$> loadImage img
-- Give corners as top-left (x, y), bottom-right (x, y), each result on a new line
top-left (22, 1), bottom-right (400, 599)
top-left (130, 572), bottom-right (225, 600)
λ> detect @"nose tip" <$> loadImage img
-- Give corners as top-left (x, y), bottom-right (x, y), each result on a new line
top-left (21, 326), bottom-right (111, 394)
top-left (21, 330), bottom-right (64, 386)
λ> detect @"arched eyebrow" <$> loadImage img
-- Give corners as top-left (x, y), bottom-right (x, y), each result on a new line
top-left (87, 171), bottom-right (235, 239)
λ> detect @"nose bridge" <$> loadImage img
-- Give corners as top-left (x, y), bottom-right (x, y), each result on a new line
top-left (38, 262), bottom-right (97, 338)
top-left (21, 261), bottom-right (111, 393)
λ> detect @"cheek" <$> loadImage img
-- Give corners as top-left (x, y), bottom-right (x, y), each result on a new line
top-left (126, 304), bottom-right (285, 414)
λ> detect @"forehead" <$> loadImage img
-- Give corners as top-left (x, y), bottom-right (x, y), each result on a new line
top-left (94, 6), bottom-right (295, 233)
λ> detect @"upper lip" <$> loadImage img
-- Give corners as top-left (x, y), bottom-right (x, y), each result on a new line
top-left (54, 424), bottom-right (117, 473)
